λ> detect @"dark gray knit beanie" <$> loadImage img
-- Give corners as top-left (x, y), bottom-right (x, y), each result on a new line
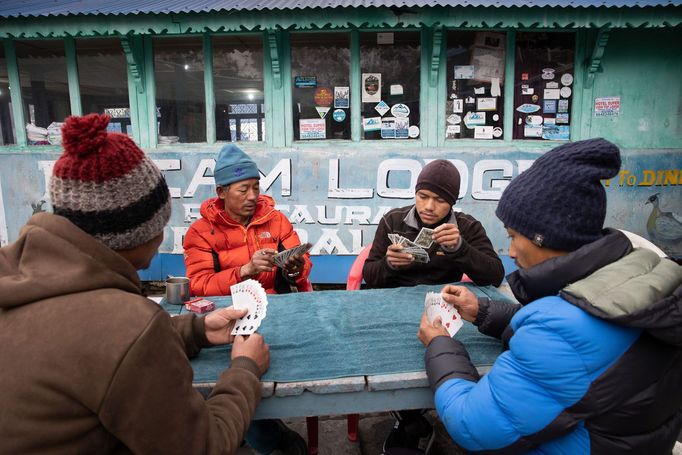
top-left (496, 138), bottom-right (621, 251)
top-left (415, 160), bottom-right (461, 206)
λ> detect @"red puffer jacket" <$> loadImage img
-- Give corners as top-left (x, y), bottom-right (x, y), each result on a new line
top-left (183, 195), bottom-right (312, 296)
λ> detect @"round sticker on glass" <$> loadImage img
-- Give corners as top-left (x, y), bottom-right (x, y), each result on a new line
top-left (492, 114), bottom-right (500, 121)
top-left (561, 73), bottom-right (573, 86)
top-left (560, 87), bottom-right (572, 98)
top-left (391, 103), bottom-right (410, 118)
top-left (408, 125), bottom-right (420, 138)
top-left (492, 127), bottom-right (503, 138)
top-left (333, 109), bottom-right (346, 122)
top-left (541, 68), bottom-right (555, 80)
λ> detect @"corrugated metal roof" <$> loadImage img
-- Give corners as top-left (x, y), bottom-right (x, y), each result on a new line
top-left (1, 0), bottom-right (680, 18)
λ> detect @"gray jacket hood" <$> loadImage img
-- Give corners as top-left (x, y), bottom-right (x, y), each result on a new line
top-left (561, 249), bottom-right (682, 346)
top-left (507, 229), bottom-right (682, 346)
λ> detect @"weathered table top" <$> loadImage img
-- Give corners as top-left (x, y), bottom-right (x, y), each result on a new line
top-left (156, 282), bottom-right (516, 419)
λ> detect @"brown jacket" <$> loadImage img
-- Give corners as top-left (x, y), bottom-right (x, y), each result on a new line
top-left (0, 213), bottom-right (262, 454)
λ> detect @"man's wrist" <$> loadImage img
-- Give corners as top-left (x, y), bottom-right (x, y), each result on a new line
top-left (240, 264), bottom-right (254, 279)
top-left (285, 269), bottom-right (301, 280)
top-left (441, 237), bottom-right (463, 253)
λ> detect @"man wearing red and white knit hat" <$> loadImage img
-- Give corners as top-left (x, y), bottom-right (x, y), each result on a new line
top-left (0, 113), bottom-right (270, 454)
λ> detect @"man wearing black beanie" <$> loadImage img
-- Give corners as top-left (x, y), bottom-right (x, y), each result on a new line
top-left (363, 159), bottom-right (504, 289)
top-left (418, 138), bottom-right (682, 455)
top-left (363, 159), bottom-right (504, 453)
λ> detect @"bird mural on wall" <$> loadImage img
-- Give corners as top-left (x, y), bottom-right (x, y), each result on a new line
top-left (645, 193), bottom-right (682, 257)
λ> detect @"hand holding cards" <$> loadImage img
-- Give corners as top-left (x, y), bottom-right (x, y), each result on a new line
top-left (230, 279), bottom-right (268, 336)
top-left (387, 232), bottom-right (430, 263)
top-left (432, 221), bottom-right (461, 250)
top-left (424, 291), bottom-right (463, 337)
top-left (273, 242), bottom-right (312, 269)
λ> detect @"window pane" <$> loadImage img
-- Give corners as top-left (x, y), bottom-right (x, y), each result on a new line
top-left (213, 35), bottom-right (264, 142)
top-left (154, 37), bottom-right (205, 144)
top-left (76, 38), bottom-right (131, 135)
top-left (15, 40), bottom-right (70, 144)
top-left (446, 31), bottom-right (506, 140)
top-left (513, 32), bottom-right (575, 140)
top-left (360, 31), bottom-right (420, 140)
top-left (291, 32), bottom-right (351, 141)
top-left (0, 46), bottom-right (16, 145)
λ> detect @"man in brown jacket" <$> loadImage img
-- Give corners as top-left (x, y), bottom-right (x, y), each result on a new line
top-left (0, 113), bottom-right (269, 454)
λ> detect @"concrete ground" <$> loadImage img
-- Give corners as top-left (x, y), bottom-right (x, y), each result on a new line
top-left (282, 413), bottom-right (682, 455)
top-left (282, 411), bottom-right (465, 455)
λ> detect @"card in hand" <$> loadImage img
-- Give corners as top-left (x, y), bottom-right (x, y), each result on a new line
top-left (424, 291), bottom-right (463, 337)
top-left (411, 249), bottom-right (430, 263)
top-left (230, 279), bottom-right (268, 336)
top-left (401, 246), bottom-right (430, 263)
top-left (388, 232), bottom-right (431, 263)
top-left (414, 227), bottom-right (434, 248)
top-left (274, 242), bottom-right (312, 268)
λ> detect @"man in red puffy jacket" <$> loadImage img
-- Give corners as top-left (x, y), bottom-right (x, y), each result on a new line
top-left (183, 144), bottom-right (312, 297)
top-left (183, 144), bottom-right (311, 454)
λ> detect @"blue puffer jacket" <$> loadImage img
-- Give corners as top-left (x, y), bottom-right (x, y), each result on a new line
top-left (425, 230), bottom-right (682, 454)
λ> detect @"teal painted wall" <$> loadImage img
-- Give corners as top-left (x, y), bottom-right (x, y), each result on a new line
top-left (586, 28), bottom-right (682, 148)
top-left (0, 14), bottom-right (680, 282)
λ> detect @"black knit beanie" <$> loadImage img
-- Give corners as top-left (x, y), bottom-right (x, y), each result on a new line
top-left (415, 160), bottom-right (461, 206)
top-left (496, 138), bottom-right (621, 251)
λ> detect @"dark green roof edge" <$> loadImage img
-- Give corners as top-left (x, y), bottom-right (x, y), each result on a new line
top-left (0, 5), bottom-right (680, 38)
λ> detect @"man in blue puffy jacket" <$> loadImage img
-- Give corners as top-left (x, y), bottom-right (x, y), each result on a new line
top-left (418, 138), bottom-right (682, 454)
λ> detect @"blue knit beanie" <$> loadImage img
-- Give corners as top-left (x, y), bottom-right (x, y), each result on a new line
top-left (496, 138), bottom-right (621, 251)
top-left (214, 144), bottom-right (260, 186)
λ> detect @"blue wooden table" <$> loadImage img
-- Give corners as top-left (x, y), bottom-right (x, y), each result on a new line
top-left (159, 283), bottom-right (515, 420)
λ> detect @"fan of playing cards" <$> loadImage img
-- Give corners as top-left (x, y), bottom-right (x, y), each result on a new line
top-left (424, 291), bottom-right (463, 337)
top-left (230, 279), bottom-right (268, 336)
top-left (273, 242), bottom-right (312, 268)
top-left (388, 228), bottom-right (433, 263)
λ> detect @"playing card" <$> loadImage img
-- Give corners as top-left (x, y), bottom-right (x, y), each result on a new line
top-left (401, 246), bottom-right (425, 254)
top-left (388, 233), bottom-right (412, 246)
top-left (231, 279), bottom-right (268, 335)
top-left (424, 292), bottom-right (463, 337)
top-left (414, 227), bottom-right (434, 248)
top-left (274, 243), bottom-right (312, 268)
top-left (409, 248), bottom-right (430, 263)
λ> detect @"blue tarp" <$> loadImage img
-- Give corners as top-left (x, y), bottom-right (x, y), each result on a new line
top-left (162, 283), bottom-right (513, 383)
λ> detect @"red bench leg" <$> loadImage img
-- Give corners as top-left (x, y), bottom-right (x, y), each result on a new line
top-left (347, 413), bottom-right (359, 442)
top-left (306, 416), bottom-right (318, 455)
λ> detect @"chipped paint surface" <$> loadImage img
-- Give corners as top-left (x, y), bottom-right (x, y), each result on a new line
top-left (0, 175), bottom-right (7, 247)
top-left (1, 147), bottom-right (680, 266)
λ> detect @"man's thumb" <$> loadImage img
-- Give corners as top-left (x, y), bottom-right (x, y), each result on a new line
top-left (433, 316), bottom-right (442, 328)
